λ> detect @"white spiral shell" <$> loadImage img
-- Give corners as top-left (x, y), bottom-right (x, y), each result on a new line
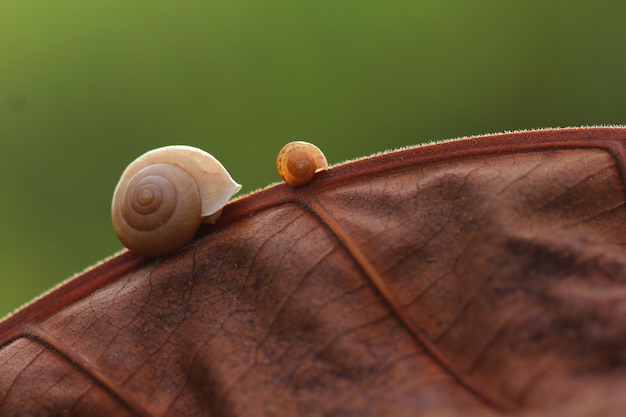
top-left (111, 145), bottom-right (241, 257)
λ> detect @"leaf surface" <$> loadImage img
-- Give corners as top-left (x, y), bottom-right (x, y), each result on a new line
top-left (2, 127), bottom-right (626, 416)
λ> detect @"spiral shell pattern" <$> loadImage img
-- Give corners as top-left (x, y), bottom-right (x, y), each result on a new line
top-left (112, 146), bottom-right (241, 257)
top-left (276, 141), bottom-right (328, 186)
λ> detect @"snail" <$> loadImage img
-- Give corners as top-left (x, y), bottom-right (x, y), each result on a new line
top-left (111, 145), bottom-right (241, 257)
top-left (276, 141), bottom-right (328, 186)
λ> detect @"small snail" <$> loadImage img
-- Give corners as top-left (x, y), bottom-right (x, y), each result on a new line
top-left (276, 141), bottom-right (328, 186)
top-left (111, 145), bottom-right (241, 257)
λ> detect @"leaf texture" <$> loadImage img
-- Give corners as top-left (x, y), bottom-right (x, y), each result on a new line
top-left (1, 127), bottom-right (626, 416)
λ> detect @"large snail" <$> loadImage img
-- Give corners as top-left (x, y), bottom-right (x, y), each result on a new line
top-left (276, 141), bottom-right (328, 186)
top-left (111, 145), bottom-right (241, 257)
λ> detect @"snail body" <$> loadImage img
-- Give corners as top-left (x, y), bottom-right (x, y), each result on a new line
top-left (112, 145), bottom-right (241, 257)
top-left (276, 141), bottom-right (328, 186)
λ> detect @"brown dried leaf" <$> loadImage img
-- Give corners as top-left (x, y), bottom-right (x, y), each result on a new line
top-left (1, 127), bottom-right (626, 416)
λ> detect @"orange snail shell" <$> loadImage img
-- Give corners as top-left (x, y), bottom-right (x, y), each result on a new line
top-left (276, 141), bottom-right (328, 186)
top-left (111, 145), bottom-right (241, 257)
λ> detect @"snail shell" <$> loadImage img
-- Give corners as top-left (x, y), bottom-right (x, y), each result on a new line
top-left (111, 145), bottom-right (241, 257)
top-left (276, 141), bottom-right (328, 186)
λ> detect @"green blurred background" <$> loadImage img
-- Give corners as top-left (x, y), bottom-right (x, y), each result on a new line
top-left (1, 2), bottom-right (625, 317)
